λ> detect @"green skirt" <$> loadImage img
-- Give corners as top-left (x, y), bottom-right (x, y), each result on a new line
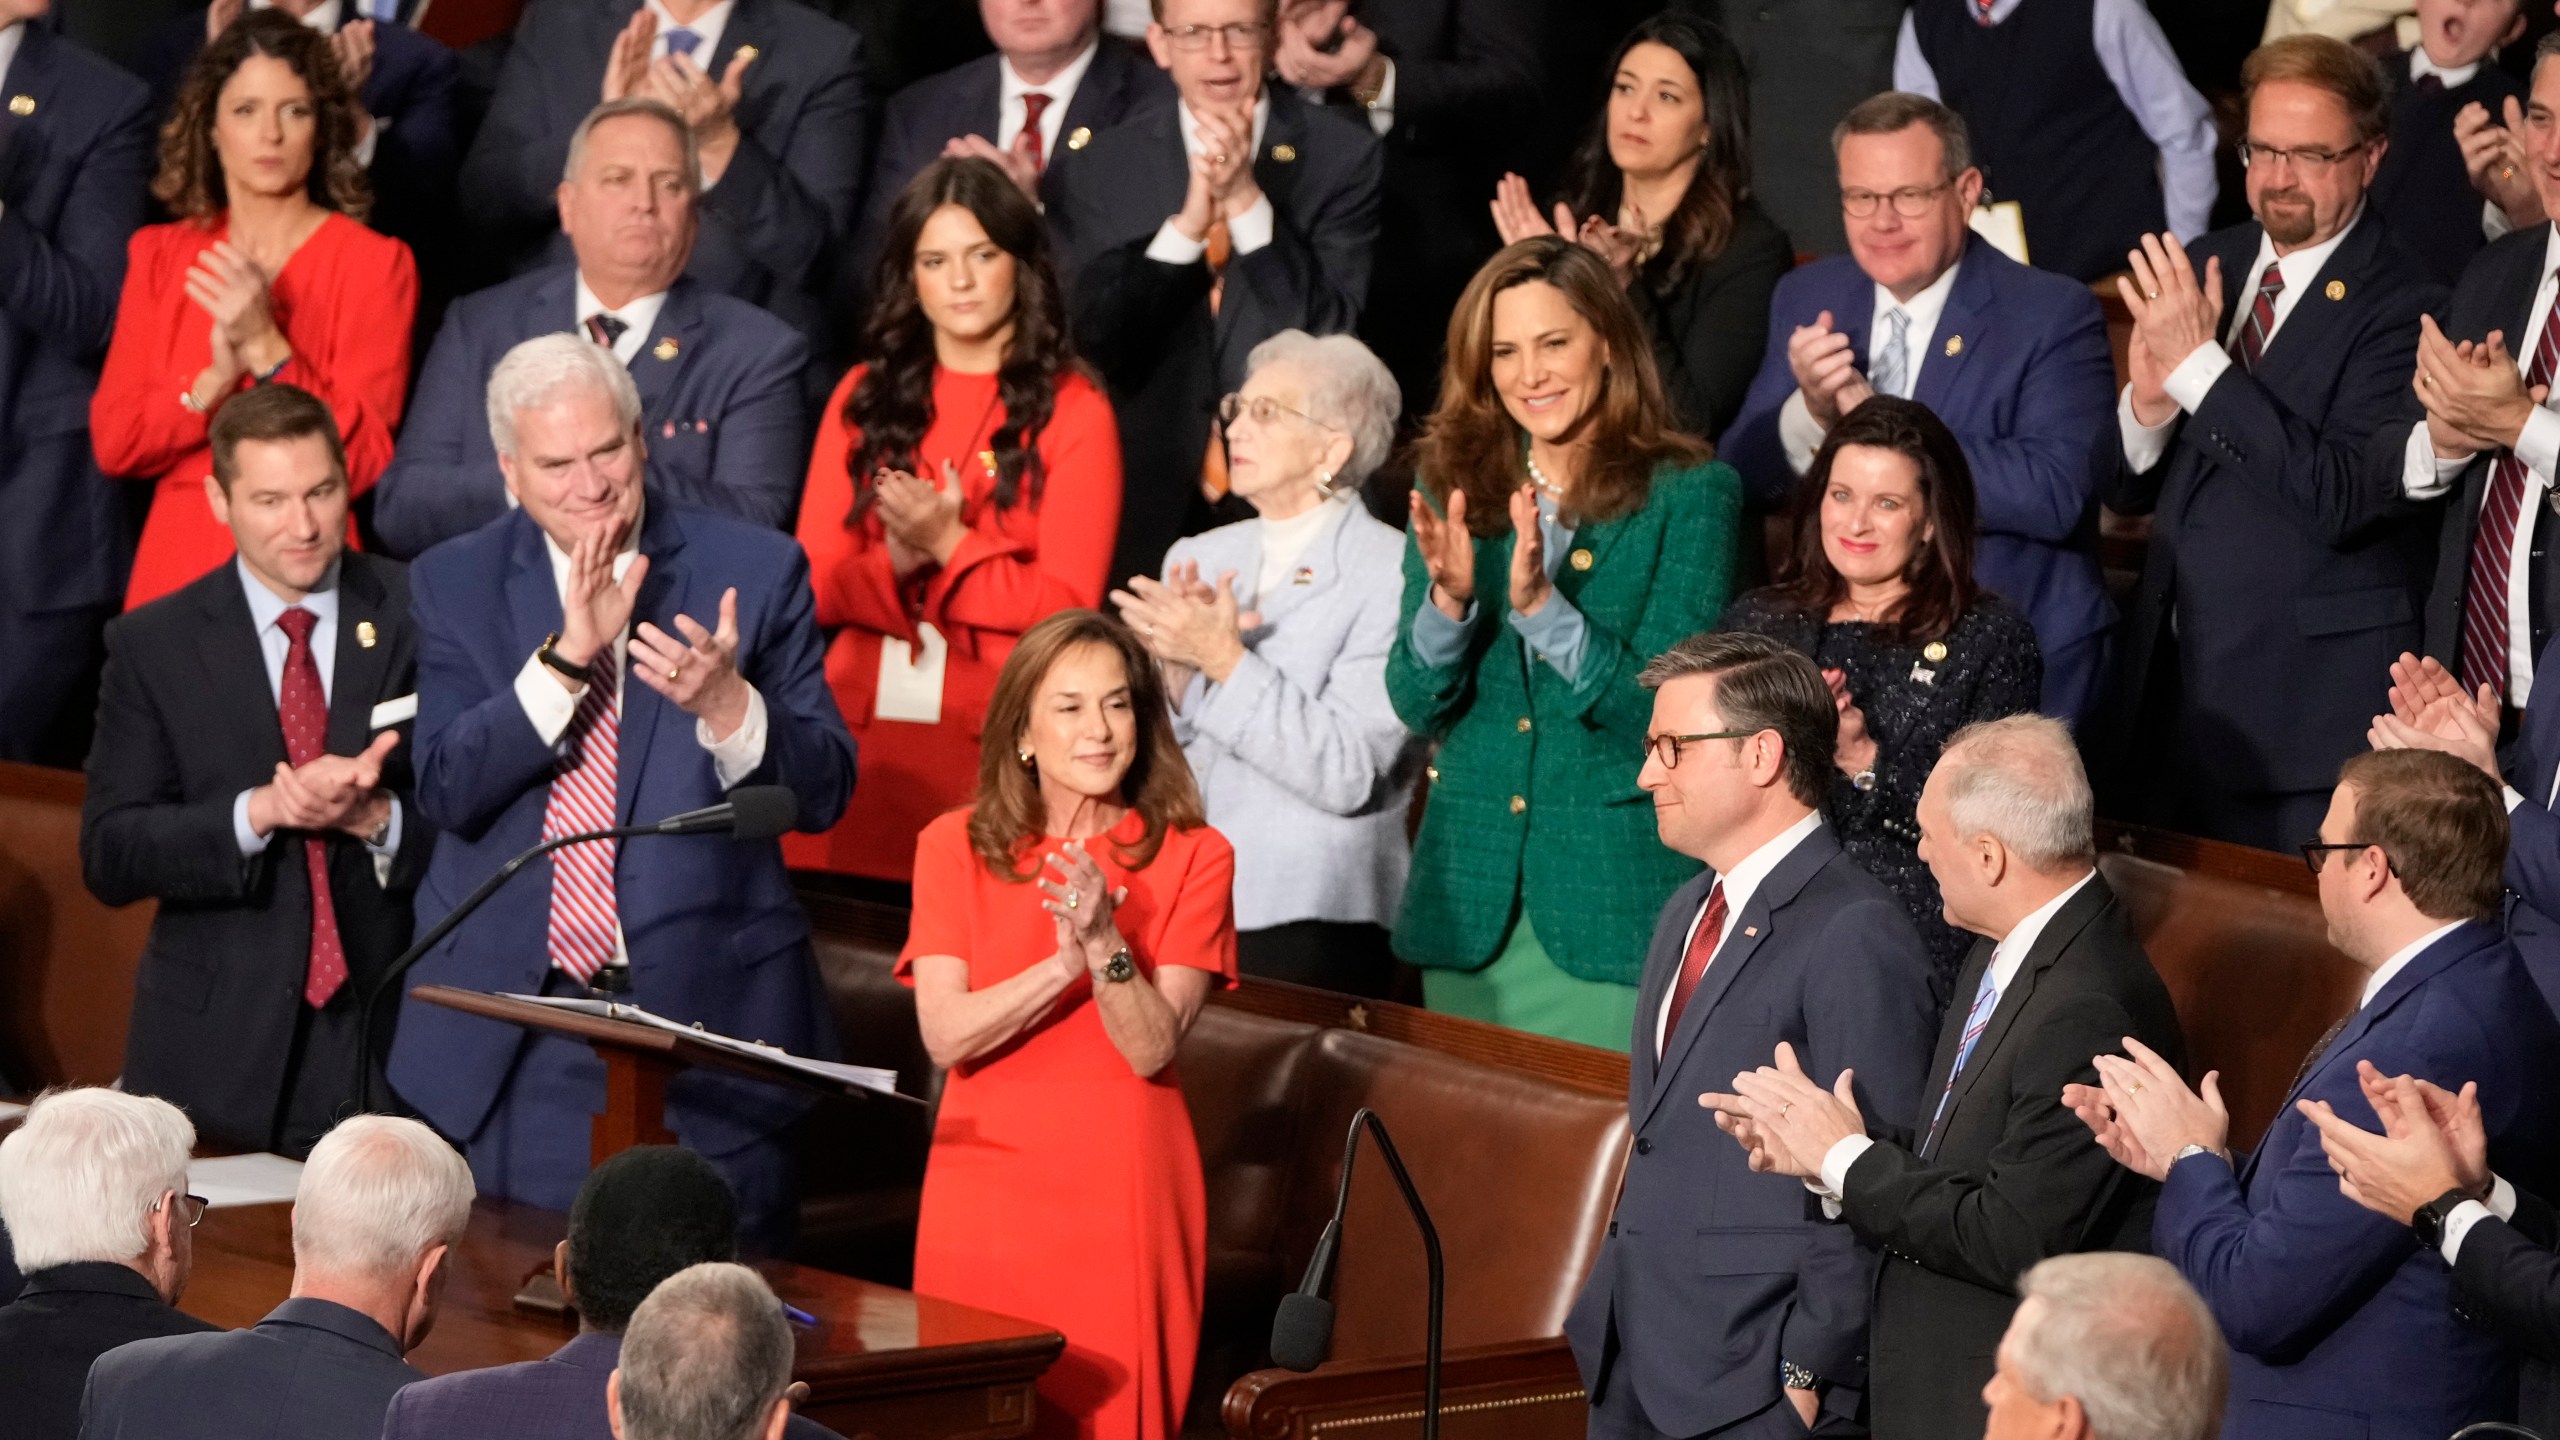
top-left (1420, 913), bottom-right (1640, 1051)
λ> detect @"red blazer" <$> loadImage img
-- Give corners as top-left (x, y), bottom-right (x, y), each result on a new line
top-left (92, 212), bottom-right (416, 609)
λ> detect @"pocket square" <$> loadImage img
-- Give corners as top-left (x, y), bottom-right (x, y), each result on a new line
top-left (370, 694), bottom-right (419, 728)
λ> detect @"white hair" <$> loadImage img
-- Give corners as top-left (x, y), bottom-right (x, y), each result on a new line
top-left (0, 1089), bottom-right (194, 1271)
top-left (563, 96), bottom-right (702, 192)
top-left (617, 1263), bottom-right (796, 1440)
top-left (2012, 1254), bottom-right (2227, 1440)
top-left (487, 332), bottom-right (644, 460)
top-left (1243, 329), bottom-right (1401, 489)
top-left (1937, 714), bottom-right (2095, 872)
top-left (291, 1115), bottom-right (475, 1282)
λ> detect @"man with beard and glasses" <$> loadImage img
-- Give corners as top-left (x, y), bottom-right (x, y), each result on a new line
top-left (2094, 33), bottom-right (2445, 852)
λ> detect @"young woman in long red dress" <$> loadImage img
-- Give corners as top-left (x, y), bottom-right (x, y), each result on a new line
top-left (901, 610), bottom-right (1235, 1440)
top-left (93, 9), bottom-right (415, 610)
top-left (792, 156), bottom-right (1123, 880)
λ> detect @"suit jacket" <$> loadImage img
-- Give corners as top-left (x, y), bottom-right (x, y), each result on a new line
top-left (77, 1297), bottom-right (424, 1440)
top-left (1054, 86), bottom-right (1382, 584)
top-left (0, 1262), bottom-right (217, 1440)
top-left (1671, 0), bottom-right (1902, 258)
top-left (1564, 831), bottom-right (1941, 1437)
top-left (2451, 1183), bottom-right (2560, 1437)
top-left (460, 0), bottom-right (865, 342)
top-left (382, 1331), bottom-right (844, 1440)
top-left (79, 553), bottom-right (425, 1150)
top-left (2099, 216), bottom-right (2442, 801)
top-left (0, 25), bottom-right (152, 624)
top-left (2499, 628), bottom-right (2560, 1014)
top-left (2374, 50), bottom-right (2524, 288)
top-left (1838, 874), bottom-right (2186, 1440)
top-left (389, 501), bottom-right (856, 1157)
top-left (2153, 920), bottom-right (2560, 1440)
top-left (374, 269), bottom-right (808, 558)
top-left (1724, 234), bottom-right (2118, 722)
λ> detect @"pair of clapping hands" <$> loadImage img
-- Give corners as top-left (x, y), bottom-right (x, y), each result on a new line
top-left (869, 460), bottom-right (968, 579)
top-left (2367, 651), bottom-right (2503, 786)
top-left (602, 9), bottom-right (753, 182)
top-left (552, 520), bottom-right (755, 738)
top-left (1488, 174), bottom-right (1646, 289)
top-left (1404, 484), bottom-right (1559, 622)
top-left (1111, 561), bottom-right (1258, 693)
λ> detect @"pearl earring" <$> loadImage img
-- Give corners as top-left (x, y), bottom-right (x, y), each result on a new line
top-left (1017, 748), bottom-right (1034, 767)
top-left (1315, 469), bottom-right (1336, 495)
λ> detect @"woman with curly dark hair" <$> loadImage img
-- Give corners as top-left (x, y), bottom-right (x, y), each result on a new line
top-left (791, 155), bottom-right (1124, 881)
top-left (93, 7), bottom-right (415, 610)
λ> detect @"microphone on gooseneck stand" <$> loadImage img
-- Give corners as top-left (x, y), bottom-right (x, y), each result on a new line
top-left (1268, 1108), bottom-right (1444, 1440)
top-left (348, 785), bottom-right (803, 1109)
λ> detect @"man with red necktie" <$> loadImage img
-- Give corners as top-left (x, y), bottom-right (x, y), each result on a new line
top-left (80, 384), bottom-right (425, 1156)
top-left (1563, 631), bottom-right (1936, 1440)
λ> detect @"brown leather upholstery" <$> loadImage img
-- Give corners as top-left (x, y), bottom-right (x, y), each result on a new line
top-left (0, 762), bottom-right (151, 1088)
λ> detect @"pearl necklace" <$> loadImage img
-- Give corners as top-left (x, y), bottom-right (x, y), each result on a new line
top-left (1525, 452), bottom-right (1567, 502)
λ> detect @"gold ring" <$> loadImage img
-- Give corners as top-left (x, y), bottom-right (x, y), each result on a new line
top-left (2504, 165), bottom-right (2518, 179)
top-left (1066, 892), bottom-right (1080, 910)
top-left (1780, 1102), bottom-right (1793, 1118)
top-left (2131, 1081), bottom-right (2146, 1093)
top-left (667, 666), bottom-right (681, 681)
top-left (2146, 290), bottom-right (2160, 300)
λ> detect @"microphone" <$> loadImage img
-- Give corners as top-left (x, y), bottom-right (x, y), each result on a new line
top-left (1267, 1108), bottom-right (1443, 1440)
top-left (349, 785), bottom-right (802, 1108)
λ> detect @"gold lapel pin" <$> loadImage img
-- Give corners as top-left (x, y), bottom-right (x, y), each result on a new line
top-left (653, 336), bottom-right (680, 361)
top-left (977, 449), bottom-right (999, 476)
top-left (1291, 566), bottom-right (1315, 586)
top-left (1272, 143), bottom-right (1297, 163)
top-left (7, 95), bottom-right (32, 116)
top-left (1923, 640), bottom-right (1948, 662)
top-left (1568, 547), bottom-right (1594, 571)
top-left (1743, 926), bottom-right (1758, 937)
top-left (734, 43), bottom-right (759, 62)
top-left (1943, 334), bottom-right (1964, 358)
top-left (2325, 279), bottom-right (2346, 301)
top-left (356, 620), bottom-right (378, 649)
top-left (1065, 125), bottom-right (1093, 151)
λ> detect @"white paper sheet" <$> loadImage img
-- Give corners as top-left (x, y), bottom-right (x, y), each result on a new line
top-left (499, 995), bottom-right (915, 1101)
top-left (190, 1152), bottom-right (306, 1208)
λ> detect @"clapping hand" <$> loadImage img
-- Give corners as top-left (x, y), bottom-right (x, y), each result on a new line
top-left (1786, 312), bottom-right (1871, 429)
top-left (601, 8), bottom-right (657, 101)
top-left (2415, 316), bottom-right (2544, 456)
top-left (2116, 234), bottom-right (2222, 428)
top-left (1038, 841), bottom-right (1127, 967)
top-left (1488, 172), bottom-right (1568, 246)
top-left (329, 19), bottom-right (377, 93)
top-left (631, 587), bottom-right (752, 739)
top-left (1111, 565), bottom-right (1256, 688)
top-left (1574, 204), bottom-right (1645, 289)
top-left (2368, 651), bottom-right (2502, 782)
top-left (1698, 1042), bottom-right (1865, 1182)
top-left (1273, 0), bottom-right (1381, 91)
top-left (554, 522), bottom-right (648, 675)
top-left (943, 132), bottom-right (1043, 201)
top-left (1507, 484), bottom-right (1552, 618)
top-left (873, 461), bottom-right (967, 578)
top-left (2297, 1061), bottom-right (2490, 1225)
top-left (1408, 487), bottom-right (1475, 619)
top-left (186, 241), bottom-right (286, 367)
top-left (642, 48), bottom-right (753, 184)
top-left (2459, 97), bottom-right (2544, 231)
top-left (2062, 1037), bottom-right (2225, 1182)
top-left (249, 730), bottom-right (402, 840)
top-left (1823, 668), bottom-right (1876, 777)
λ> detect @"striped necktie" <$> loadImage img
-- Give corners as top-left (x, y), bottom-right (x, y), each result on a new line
top-left (2231, 263), bottom-right (2286, 372)
top-left (543, 653), bottom-right (622, 981)
top-left (1923, 953), bottom-right (2003, 1150)
top-left (2459, 282), bottom-right (2560, 696)
top-left (1872, 307), bottom-right (1911, 400)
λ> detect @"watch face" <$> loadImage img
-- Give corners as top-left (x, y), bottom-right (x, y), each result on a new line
top-left (1104, 951), bottom-right (1136, 982)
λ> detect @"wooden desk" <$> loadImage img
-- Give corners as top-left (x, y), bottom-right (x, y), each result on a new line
top-left (183, 1199), bottom-right (1064, 1439)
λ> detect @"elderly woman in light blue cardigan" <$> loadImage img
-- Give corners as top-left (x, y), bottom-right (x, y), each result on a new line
top-left (1111, 332), bottom-right (1423, 997)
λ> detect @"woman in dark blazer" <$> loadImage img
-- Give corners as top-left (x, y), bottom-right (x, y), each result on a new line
top-left (1390, 237), bottom-right (1743, 1048)
top-left (1488, 14), bottom-right (1792, 442)
top-left (1720, 397), bottom-right (2041, 990)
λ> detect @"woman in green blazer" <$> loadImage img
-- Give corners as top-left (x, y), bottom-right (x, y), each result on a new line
top-left (1389, 237), bottom-right (1743, 1048)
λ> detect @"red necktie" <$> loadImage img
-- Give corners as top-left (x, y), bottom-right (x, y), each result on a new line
top-left (1971, 0), bottom-right (1996, 22)
top-left (1659, 882), bottom-right (1728, 1055)
top-left (1019, 91), bottom-right (1052, 173)
top-left (542, 653), bottom-right (622, 981)
top-left (2461, 284), bottom-right (2560, 697)
top-left (2231, 263), bottom-right (2286, 372)
top-left (273, 608), bottom-right (349, 1008)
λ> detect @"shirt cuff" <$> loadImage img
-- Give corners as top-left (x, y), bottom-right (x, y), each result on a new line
top-left (2439, 1174), bottom-right (2513, 1267)
top-left (2404, 422), bottom-right (2472, 499)
top-left (1778, 390), bottom-right (1825, 474)
top-left (515, 652), bottom-right (583, 747)
top-left (699, 684), bottom-right (770, 788)
top-left (2487, 201), bottom-right (2516, 243)
top-left (2515, 404), bottom-right (2560, 481)
top-left (1364, 57), bottom-right (1396, 136)
top-left (353, 112), bottom-right (381, 169)
top-left (234, 788), bottom-right (270, 856)
top-left (1506, 592), bottom-right (1588, 682)
top-left (1818, 1134), bottom-right (1875, 1203)
top-left (1225, 192), bottom-right (1276, 255)
top-left (2162, 341), bottom-right (2230, 414)
top-left (1146, 219), bottom-right (1209, 265)
top-left (1407, 595), bottom-right (1476, 668)
top-left (2118, 384), bottom-right (2180, 471)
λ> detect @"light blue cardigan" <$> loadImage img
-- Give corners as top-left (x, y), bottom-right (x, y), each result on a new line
top-left (1164, 498), bottom-right (1425, 932)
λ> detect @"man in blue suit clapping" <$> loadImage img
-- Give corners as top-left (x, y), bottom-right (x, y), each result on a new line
top-left (389, 333), bottom-right (854, 1245)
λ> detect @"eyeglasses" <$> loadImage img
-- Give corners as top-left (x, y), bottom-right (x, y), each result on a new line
top-left (2237, 140), bottom-right (2368, 173)
top-left (1646, 729), bottom-right (1764, 769)
top-left (1218, 392), bottom-right (1337, 433)
top-left (156, 1193), bottom-right (209, 1228)
top-left (1160, 21), bottom-right (1268, 51)
top-left (2299, 840), bottom-right (2397, 878)
top-left (1840, 181), bottom-right (1954, 219)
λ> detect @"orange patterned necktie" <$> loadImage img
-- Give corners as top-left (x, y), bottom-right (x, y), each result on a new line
top-left (1200, 217), bottom-right (1236, 501)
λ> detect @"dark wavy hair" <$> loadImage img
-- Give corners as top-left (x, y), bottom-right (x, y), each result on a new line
top-left (1416, 237), bottom-right (1705, 537)
top-left (847, 157), bottom-right (1077, 519)
top-left (1558, 15), bottom-right (1753, 295)
top-left (1769, 396), bottom-right (1979, 644)
top-left (155, 8), bottom-right (371, 222)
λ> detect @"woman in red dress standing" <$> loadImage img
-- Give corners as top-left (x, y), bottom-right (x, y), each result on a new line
top-left (794, 156), bottom-right (1123, 880)
top-left (93, 8), bottom-right (414, 611)
top-left (902, 610), bottom-right (1235, 1440)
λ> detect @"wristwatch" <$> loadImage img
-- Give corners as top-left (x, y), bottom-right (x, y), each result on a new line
top-left (2170, 1143), bottom-right (2226, 1167)
top-left (1099, 946), bottom-right (1137, 984)
top-left (536, 631), bottom-right (589, 681)
top-left (2413, 1186), bottom-right (2480, 1251)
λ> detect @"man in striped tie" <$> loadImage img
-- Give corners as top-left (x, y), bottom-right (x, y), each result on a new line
top-left (1699, 716), bottom-right (2185, 1440)
top-left (390, 334), bottom-right (856, 1245)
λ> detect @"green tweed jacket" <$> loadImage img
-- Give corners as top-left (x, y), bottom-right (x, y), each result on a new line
top-left (1387, 459), bottom-right (1742, 985)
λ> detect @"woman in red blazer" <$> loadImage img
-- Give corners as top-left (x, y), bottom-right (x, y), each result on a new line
top-left (792, 157), bottom-right (1122, 881)
top-left (93, 10), bottom-right (414, 611)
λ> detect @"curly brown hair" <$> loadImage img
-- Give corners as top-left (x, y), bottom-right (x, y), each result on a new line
top-left (155, 8), bottom-right (371, 222)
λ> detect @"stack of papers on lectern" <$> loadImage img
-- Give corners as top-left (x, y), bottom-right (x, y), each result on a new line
top-left (500, 994), bottom-right (907, 1098)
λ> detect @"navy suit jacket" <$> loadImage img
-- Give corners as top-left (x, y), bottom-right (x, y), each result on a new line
top-left (1563, 827), bottom-right (1940, 1438)
top-left (383, 1331), bottom-right (845, 1440)
top-left (2154, 920), bottom-right (2560, 1440)
top-left (2097, 216), bottom-right (2442, 800)
top-left (1723, 235), bottom-right (2118, 723)
top-left (375, 269), bottom-right (808, 558)
top-left (2483, 629), bottom-right (2560, 1017)
top-left (0, 1262), bottom-right (216, 1440)
top-left (77, 1297), bottom-right (424, 1440)
top-left (0, 25), bottom-right (151, 621)
top-left (390, 501), bottom-right (855, 1156)
top-left (461, 0), bottom-right (865, 343)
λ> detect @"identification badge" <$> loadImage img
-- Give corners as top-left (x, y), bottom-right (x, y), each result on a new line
top-left (875, 622), bottom-right (948, 724)
top-left (1969, 201), bottom-right (2028, 265)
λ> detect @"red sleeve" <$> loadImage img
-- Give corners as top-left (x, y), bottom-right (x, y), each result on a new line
top-left (922, 374), bottom-right (1125, 632)
top-left (1152, 826), bottom-right (1238, 986)
top-left (897, 813), bottom-right (979, 982)
top-left (799, 367), bottom-right (916, 641)
top-left (295, 227), bottom-right (416, 495)
top-left (90, 228), bottom-right (212, 480)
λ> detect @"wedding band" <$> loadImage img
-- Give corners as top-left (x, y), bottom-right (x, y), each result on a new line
top-left (1214, 152), bottom-right (1228, 165)
top-left (1066, 892), bottom-right (1080, 910)
top-left (2131, 1081), bottom-right (2146, 1093)
top-left (1780, 1102), bottom-right (1793, 1118)
top-left (2146, 290), bottom-right (2160, 300)
top-left (2504, 165), bottom-right (2518, 179)
top-left (1145, 623), bottom-right (1157, 636)
top-left (667, 665), bottom-right (681, 681)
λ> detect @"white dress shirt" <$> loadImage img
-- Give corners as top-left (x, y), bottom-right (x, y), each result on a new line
top-left (0, 19), bottom-right (26, 91)
top-left (2402, 226), bottom-right (2560, 705)
top-left (2360, 919), bottom-right (2463, 1008)
top-left (997, 41), bottom-right (1099, 161)
top-left (2118, 207), bottom-right (2363, 473)
top-left (1654, 810), bottom-right (1825, 1057)
top-left (2442, 1173), bottom-right (2524, 1264)
top-left (646, 0), bottom-right (734, 60)
top-left (1814, 869), bottom-right (2101, 1204)
top-left (227, 558), bottom-right (406, 875)
top-left (1146, 94), bottom-right (1277, 264)
top-left (573, 275), bottom-right (670, 369)
top-left (1777, 261), bottom-right (1965, 473)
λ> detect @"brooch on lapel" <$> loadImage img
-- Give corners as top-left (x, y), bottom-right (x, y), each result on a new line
top-left (653, 336), bottom-right (681, 362)
top-left (1066, 126), bottom-right (1093, 151)
top-left (356, 621), bottom-right (378, 649)
top-left (2326, 280), bottom-right (2347, 301)
top-left (1942, 335), bottom-right (1963, 357)
top-left (1271, 143), bottom-right (1298, 163)
top-left (735, 44), bottom-right (760, 62)
top-left (6, 96), bottom-right (31, 116)
top-left (1568, 547), bottom-right (1594, 571)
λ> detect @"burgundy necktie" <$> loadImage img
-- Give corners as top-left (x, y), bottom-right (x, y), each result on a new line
top-left (543, 651), bottom-right (622, 981)
top-left (1659, 882), bottom-right (1728, 1055)
top-left (2231, 263), bottom-right (2286, 372)
top-left (1971, 0), bottom-right (1996, 22)
top-left (2460, 284), bottom-right (2560, 697)
top-left (1019, 91), bottom-right (1052, 173)
top-left (274, 608), bottom-right (349, 1008)
top-left (585, 313), bottom-right (628, 351)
